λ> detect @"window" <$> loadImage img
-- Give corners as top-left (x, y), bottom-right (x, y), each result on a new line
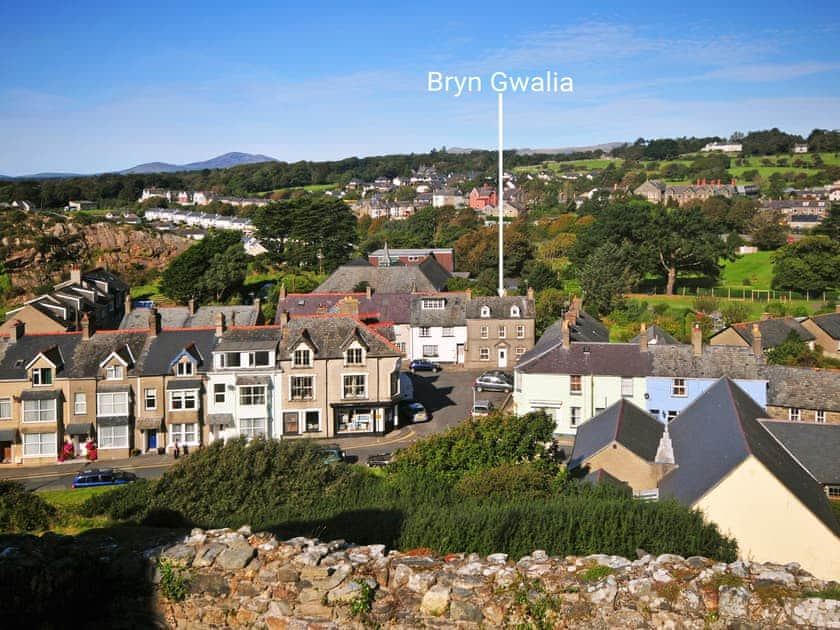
top-left (667, 410), bottom-right (678, 423)
top-left (221, 352), bottom-right (241, 368)
top-left (343, 374), bottom-right (367, 399)
top-left (421, 298), bottom-right (445, 310)
top-left (516, 325), bottom-right (525, 339)
top-left (248, 351), bottom-right (271, 367)
top-left (515, 346), bottom-right (526, 357)
top-left (498, 326), bottom-right (506, 339)
top-left (170, 423), bottom-right (198, 445)
top-left (305, 410), bottom-right (320, 432)
top-left (570, 375), bottom-right (582, 395)
top-left (828, 486), bottom-right (840, 498)
top-left (99, 424), bottom-right (129, 449)
top-left (97, 393), bottom-right (129, 416)
top-left (293, 348), bottom-right (311, 367)
top-left (621, 378), bottom-right (634, 398)
top-left (570, 407), bottom-right (581, 427)
top-left (143, 388), bottom-right (157, 411)
top-left (106, 365), bottom-right (124, 380)
top-left (422, 345), bottom-right (439, 358)
top-left (419, 327), bottom-right (431, 338)
top-left (442, 327), bottom-right (454, 337)
top-left (345, 347), bottom-right (364, 365)
top-left (816, 410), bottom-right (826, 424)
top-left (0, 397), bottom-right (10, 419)
top-left (213, 384), bottom-right (225, 404)
top-left (23, 432), bottom-right (56, 457)
top-left (672, 378), bottom-right (686, 397)
top-left (789, 407), bottom-right (801, 422)
top-left (74, 392), bottom-right (87, 415)
top-left (291, 376), bottom-right (314, 400)
top-left (480, 326), bottom-right (489, 339)
top-left (32, 367), bottom-right (52, 386)
top-left (479, 347), bottom-right (490, 361)
top-left (169, 390), bottom-right (197, 411)
top-left (239, 386), bottom-right (266, 406)
top-left (510, 305), bottom-right (520, 317)
top-left (23, 399), bottom-right (56, 422)
top-left (480, 306), bottom-right (491, 318)
top-left (176, 361), bottom-right (193, 376)
top-left (395, 342), bottom-right (406, 352)
top-left (240, 417), bottom-right (266, 439)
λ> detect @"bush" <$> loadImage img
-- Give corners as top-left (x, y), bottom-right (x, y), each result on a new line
top-left (0, 481), bottom-right (55, 532)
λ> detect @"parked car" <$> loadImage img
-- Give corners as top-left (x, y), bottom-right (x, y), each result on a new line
top-left (409, 359), bottom-right (442, 373)
top-left (399, 401), bottom-right (429, 423)
top-left (72, 468), bottom-right (137, 489)
top-left (471, 400), bottom-right (494, 417)
top-left (366, 452), bottom-right (393, 468)
top-left (318, 444), bottom-right (344, 464)
top-left (474, 371), bottom-right (513, 392)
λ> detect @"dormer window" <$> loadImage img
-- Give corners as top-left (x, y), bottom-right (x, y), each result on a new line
top-left (421, 298), bottom-right (445, 310)
top-left (345, 347), bottom-right (364, 365)
top-left (176, 361), bottom-right (193, 376)
top-left (510, 305), bottom-right (520, 317)
top-left (106, 365), bottom-right (124, 380)
top-left (480, 305), bottom-right (491, 318)
top-left (293, 348), bottom-right (312, 367)
top-left (32, 367), bottom-right (53, 386)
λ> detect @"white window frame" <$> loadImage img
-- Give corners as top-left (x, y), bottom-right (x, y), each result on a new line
top-left (343, 374), bottom-right (367, 399)
top-left (421, 298), bottom-right (445, 310)
top-left (479, 347), bottom-right (490, 361)
top-left (480, 305), bottom-right (490, 318)
top-left (442, 327), bottom-right (454, 338)
top-left (97, 392), bottom-right (129, 417)
top-left (418, 327), bottom-right (431, 338)
top-left (293, 348), bottom-right (312, 368)
top-left (23, 432), bottom-right (56, 457)
top-left (240, 417), bottom-right (266, 439)
top-left (516, 325), bottom-right (525, 339)
top-left (144, 388), bottom-right (157, 411)
top-left (105, 364), bottom-right (124, 380)
top-left (480, 326), bottom-right (489, 339)
top-left (672, 378), bottom-right (687, 397)
top-left (168, 390), bottom-right (198, 411)
top-left (422, 345), bottom-right (438, 358)
top-left (789, 407), bottom-right (801, 422)
top-left (828, 485), bottom-right (840, 498)
top-left (176, 361), bottom-right (193, 376)
top-left (395, 342), bottom-right (406, 352)
top-left (621, 378), bottom-right (634, 398)
top-left (515, 346), bottom-right (526, 357)
top-left (239, 385), bottom-right (266, 406)
top-left (170, 422), bottom-right (199, 446)
top-left (304, 409), bottom-right (320, 433)
top-left (570, 406), bottom-right (581, 427)
top-left (290, 375), bottom-right (314, 401)
top-left (213, 383), bottom-right (225, 404)
top-left (510, 305), bottom-right (520, 317)
top-left (345, 347), bottom-right (364, 365)
top-left (570, 375), bottom-right (582, 395)
top-left (248, 351), bottom-right (271, 367)
top-left (99, 424), bottom-right (129, 449)
top-left (23, 399), bottom-right (57, 423)
top-left (816, 409), bottom-right (825, 424)
top-left (74, 392), bottom-right (87, 415)
top-left (0, 397), bottom-right (10, 419)
top-left (32, 367), bottom-right (52, 387)
top-left (498, 326), bottom-right (506, 339)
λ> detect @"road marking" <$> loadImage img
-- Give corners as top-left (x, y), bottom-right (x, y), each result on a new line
top-left (342, 428), bottom-right (417, 451)
top-left (2, 461), bottom-right (172, 481)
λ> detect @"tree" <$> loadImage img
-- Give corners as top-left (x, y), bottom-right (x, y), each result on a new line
top-left (772, 235), bottom-right (840, 294)
top-left (523, 261), bottom-right (561, 292)
top-left (750, 212), bottom-right (788, 250)
top-left (201, 244), bottom-right (247, 302)
top-left (579, 243), bottom-right (637, 315)
top-left (813, 202), bottom-right (840, 242)
top-left (160, 231), bottom-right (244, 303)
top-left (535, 288), bottom-right (568, 336)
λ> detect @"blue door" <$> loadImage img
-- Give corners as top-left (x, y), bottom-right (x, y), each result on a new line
top-left (147, 430), bottom-right (157, 450)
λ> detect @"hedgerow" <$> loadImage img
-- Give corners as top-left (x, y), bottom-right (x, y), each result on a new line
top-left (0, 481), bottom-right (55, 532)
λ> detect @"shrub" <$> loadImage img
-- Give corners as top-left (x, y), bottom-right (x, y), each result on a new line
top-left (692, 295), bottom-right (719, 314)
top-left (158, 559), bottom-right (191, 602)
top-left (580, 565), bottom-right (614, 582)
top-left (0, 481), bottom-right (55, 532)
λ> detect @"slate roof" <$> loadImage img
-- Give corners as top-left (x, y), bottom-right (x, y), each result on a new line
top-left (569, 399), bottom-right (664, 469)
top-left (648, 344), bottom-right (766, 380)
top-left (630, 325), bottom-right (680, 346)
top-left (65, 331), bottom-right (149, 378)
top-left (410, 294), bottom-right (467, 326)
top-left (808, 312), bottom-right (840, 340)
top-left (568, 310), bottom-right (610, 343)
top-left (277, 316), bottom-right (400, 360)
top-left (215, 327), bottom-right (285, 352)
top-left (760, 420), bottom-right (840, 485)
top-left (314, 257), bottom-right (450, 293)
top-left (465, 296), bottom-right (535, 319)
top-left (141, 329), bottom-right (217, 376)
top-left (120, 305), bottom-right (260, 330)
top-left (766, 365), bottom-right (840, 411)
top-left (275, 293), bottom-right (415, 324)
top-left (659, 378), bottom-right (840, 536)
top-left (719, 317), bottom-right (815, 349)
top-left (0, 334), bottom-right (82, 380)
top-left (517, 342), bottom-right (650, 377)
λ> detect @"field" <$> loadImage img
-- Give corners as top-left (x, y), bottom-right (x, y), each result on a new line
top-left (720, 251), bottom-right (775, 289)
top-left (38, 486), bottom-right (118, 533)
top-left (257, 183), bottom-right (337, 196)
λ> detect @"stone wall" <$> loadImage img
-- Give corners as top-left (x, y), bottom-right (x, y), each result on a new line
top-left (152, 527), bottom-right (840, 629)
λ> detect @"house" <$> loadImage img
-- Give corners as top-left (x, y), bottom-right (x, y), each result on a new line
top-left (1, 265), bottom-right (129, 335)
top-left (67, 200), bottom-right (97, 211)
top-left (314, 257), bottom-right (451, 294)
top-left (760, 421), bottom-right (840, 502)
top-left (629, 324), bottom-right (679, 346)
top-left (120, 299), bottom-right (262, 330)
top-left (701, 142), bottom-right (743, 153)
top-left (367, 247), bottom-right (455, 273)
top-left (633, 179), bottom-right (739, 205)
top-left (709, 316), bottom-right (815, 353)
top-left (464, 292), bottom-right (536, 369)
top-left (468, 186), bottom-right (497, 210)
top-left (793, 144), bottom-right (809, 154)
top-left (409, 293), bottom-right (468, 363)
top-left (801, 307), bottom-right (840, 358)
top-left (432, 189), bottom-right (466, 209)
top-left (788, 214), bottom-right (822, 231)
top-left (480, 201), bottom-right (521, 219)
top-left (765, 365), bottom-right (840, 424)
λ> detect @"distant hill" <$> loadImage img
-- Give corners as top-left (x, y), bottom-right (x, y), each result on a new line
top-left (120, 152), bottom-right (277, 174)
top-left (447, 142), bottom-right (625, 155)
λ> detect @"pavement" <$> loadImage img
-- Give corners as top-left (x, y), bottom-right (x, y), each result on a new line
top-left (0, 368), bottom-right (509, 490)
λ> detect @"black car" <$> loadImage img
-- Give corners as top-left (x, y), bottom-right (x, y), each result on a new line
top-left (409, 359), bottom-right (442, 373)
top-left (366, 452), bottom-right (393, 468)
top-left (474, 371), bottom-right (514, 392)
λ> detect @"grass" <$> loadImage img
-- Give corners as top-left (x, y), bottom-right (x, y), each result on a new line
top-left (257, 183), bottom-right (337, 196)
top-left (720, 251), bottom-right (775, 290)
top-left (37, 486), bottom-right (119, 534)
top-left (626, 294), bottom-right (822, 320)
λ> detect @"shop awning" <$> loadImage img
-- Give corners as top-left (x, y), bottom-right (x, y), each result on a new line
top-left (96, 416), bottom-right (130, 427)
top-left (0, 429), bottom-right (18, 442)
top-left (65, 423), bottom-right (92, 436)
top-left (20, 389), bottom-right (62, 401)
top-left (206, 413), bottom-right (234, 427)
top-left (166, 379), bottom-right (202, 391)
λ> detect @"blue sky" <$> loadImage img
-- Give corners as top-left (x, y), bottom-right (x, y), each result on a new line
top-left (1, 0), bottom-right (838, 175)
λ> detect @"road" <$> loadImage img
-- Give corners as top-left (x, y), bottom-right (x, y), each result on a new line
top-left (0, 368), bottom-right (509, 490)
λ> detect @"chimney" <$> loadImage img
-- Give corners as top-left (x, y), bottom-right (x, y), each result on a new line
top-left (188, 298), bottom-right (197, 315)
top-left (654, 424), bottom-right (675, 466)
top-left (124, 293), bottom-right (132, 314)
top-left (465, 288), bottom-right (472, 302)
top-left (215, 312), bottom-right (226, 336)
top-left (81, 313), bottom-right (94, 340)
top-left (337, 296), bottom-right (360, 316)
top-left (561, 319), bottom-right (571, 347)
top-left (278, 310), bottom-right (290, 325)
top-left (691, 323), bottom-right (702, 356)
top-left (639, 322), bottom-right (648, 352)
top-left (751, 323), bottom-right (763, 358)
top-left (9, 320), bottom-right (24, 343)
top-left (365, 285), bottom-right (373, 299)
top-left (253, 296), bottom-right (261, 313)
top-left (279, 283), bottom-right (287, 300)
top-left (149, 307), bottom-right (161, 336)
top-left (760, 312), bottom-right (771, 321)
top-left (526, 286), bottom-right (535, 301)
top-left (70, 263), bottom-right (82, 285)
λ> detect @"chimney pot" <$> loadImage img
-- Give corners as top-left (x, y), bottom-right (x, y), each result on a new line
top-left (751, 323), bottom-right (763, 358)
top-left (561, 319), bottom-right (571, 347)
top-left (279, 310), bottom-right (290, 325)
top-left (215, 312), bottom-right (226, 336)
top-left (124, 293), bottom-right (132, 314)
top-left (526, 286), bottom-right (535, 301)
top-left (149, 307), bottom-right (161, 336)
top-left (366, 285), bottom-right (373, 299)
top-left (760, 312), bottom-right (771, 321)
top-left (9, 320), bottom-right (24, 343)
top-left (692, 323), bottom-right (703, 356)
top-left (639, 322), bottom-right (648, 352)
top-left (465, 288), bottom-right (472, 302)
top-left (70, 264), bottom-right (82, 285)
top-left (279, 283), bottom-right (287, 300)
top-left (82, 313), bottom-right (94, 340)
top-left (188, 298), bottom-right (197, 315)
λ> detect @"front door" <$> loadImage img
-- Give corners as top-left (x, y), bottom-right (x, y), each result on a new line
top-left (457, 343), bottom-right (465, 364)
top-left (1, 443), bottom-right (11, 463)
top-left (147, 430), bottom-right (157, 450)
top-left (283, 411), bottom-right (299, 435)
top-left (498, 347), bottom-right (507, 368)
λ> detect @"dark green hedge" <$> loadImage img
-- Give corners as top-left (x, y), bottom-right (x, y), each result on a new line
top-left (0, 481), bottom-right (55, 532)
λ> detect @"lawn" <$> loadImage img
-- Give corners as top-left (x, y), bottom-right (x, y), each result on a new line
top-left (257, 183), bottom-right (337, 196)
top-left (720, 251), bottom-right (775, 289)
top-left (38, 486), bottom-right (119, 534)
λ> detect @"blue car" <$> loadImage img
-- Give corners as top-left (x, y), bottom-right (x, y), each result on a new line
top-left (409, 359), bottom-right (442, 373)
top-left (72, 468), bottom-right (137, 488)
